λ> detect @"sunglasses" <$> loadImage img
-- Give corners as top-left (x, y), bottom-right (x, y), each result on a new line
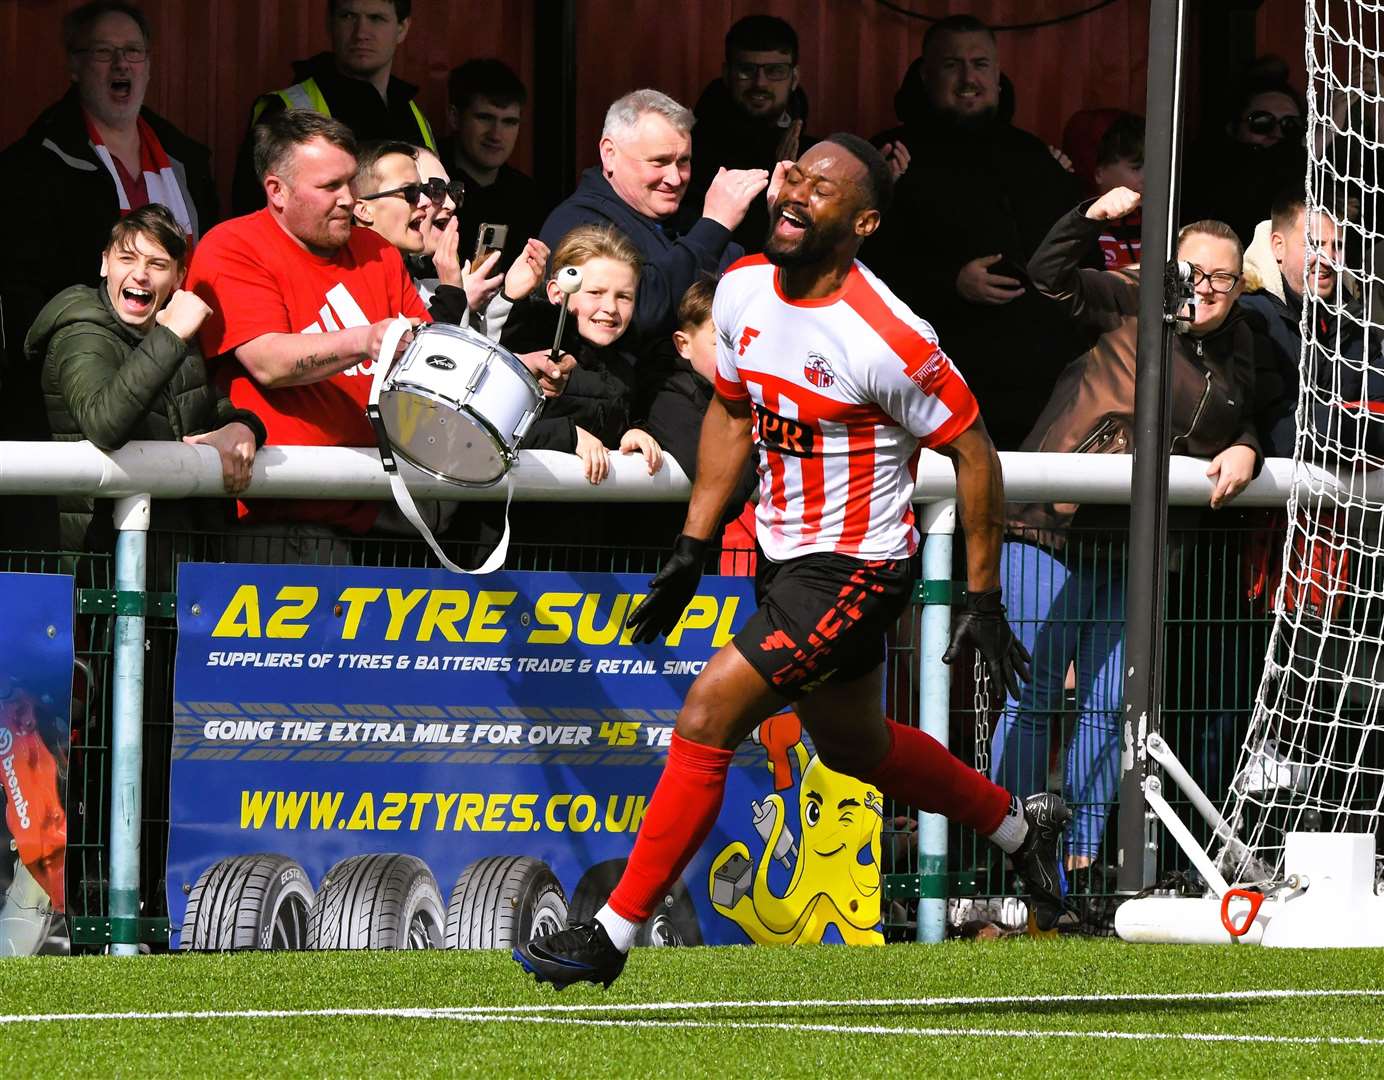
top-left (1244, 111), bottom-right (1305, 140)
top-left (357, 177), bottom-right (466, 208)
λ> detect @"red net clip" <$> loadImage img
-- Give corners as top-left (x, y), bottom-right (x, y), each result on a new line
top-left (1220, 888), bottom-right (1264, 938)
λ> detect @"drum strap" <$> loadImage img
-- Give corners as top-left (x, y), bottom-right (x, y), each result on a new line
top-left (368, 317), bottom-right (512, 575)
top-left (384, 468), bottom-right (512, 575)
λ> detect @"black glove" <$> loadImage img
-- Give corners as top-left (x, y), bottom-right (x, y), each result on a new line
top-left (625, 534), bottom-right (708, 644)
top-left (942, 587), bottom-right (1031, 700)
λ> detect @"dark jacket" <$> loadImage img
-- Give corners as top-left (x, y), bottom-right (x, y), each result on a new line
top-left (1243, 283), bottom-right (1380, 459)
top-left (641, 356), bottom-right (759, 513)
top-left (681, 78), bottom-right (815, 254)
top-left (864, 63), bottom-right (1088, 451)
top-left (500, 299), bottom-right (641, 452)
top-left (1312, 303), bottom-right (1384, 460)
top-left (1239, 286), bottom-right (1304, 458)
top-left (1181, 131), bottom-right (1306, 247)
top-left (27, 285), bottom-right (265, 552)
top-left (643, 358), bottom-right (712, 479)
top-left (1010, 205), bottom-right (1262, 543)
top-left (0, 88), bottom-right (218, 411)
top-left (437, 141), bottom-right (543, 272)
top-left (232, 52), bottom-right (435, 214)
top-left (538, 167), bottom-right (742, 350)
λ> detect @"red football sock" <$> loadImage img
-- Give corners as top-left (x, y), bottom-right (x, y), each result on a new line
top-left (607, 732), bottom-right (734, 923)
top-left (863, 718), bottom-right (1011, 834)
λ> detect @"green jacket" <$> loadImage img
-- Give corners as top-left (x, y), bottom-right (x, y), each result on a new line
top-left (26, 284), bottom-right (266, 551)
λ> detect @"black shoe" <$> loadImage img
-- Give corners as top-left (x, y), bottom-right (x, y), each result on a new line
top-left (513, 920), bottom-right (627, 990)
top-left (1008, 793), bottom-right (1073, 931)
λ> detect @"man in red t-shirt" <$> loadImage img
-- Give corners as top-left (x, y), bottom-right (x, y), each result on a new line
top-left (185, 110), bottom-right (430, 537)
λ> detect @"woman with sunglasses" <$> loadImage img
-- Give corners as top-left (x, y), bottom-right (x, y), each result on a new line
top-left (411, 145), bottom-right (548, 342)
top-left (350, 141), bottom-right (547, 341)
top-left (1182, 64), bottom-right (1308, 245)
top-left (990, 185), bottom-right (1262, 883)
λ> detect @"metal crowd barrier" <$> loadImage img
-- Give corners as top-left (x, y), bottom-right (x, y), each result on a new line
top-left (0, 442), bottom-right (1323, 951)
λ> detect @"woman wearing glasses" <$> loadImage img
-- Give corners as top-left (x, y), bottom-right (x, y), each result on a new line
top-left (989, 185), bottom-right (1262, 883)
top-left (350, 140), bottom-right (546, 341)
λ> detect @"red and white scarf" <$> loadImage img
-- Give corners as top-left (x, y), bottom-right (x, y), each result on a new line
top-left (85, 113), bottom-right (196, 242)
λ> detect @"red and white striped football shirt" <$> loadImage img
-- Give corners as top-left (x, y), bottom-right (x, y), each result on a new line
top-left (714, 255), bottom-right (979, 562)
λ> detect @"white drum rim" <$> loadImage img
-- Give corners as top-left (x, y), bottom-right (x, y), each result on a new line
top-left (392, 442), bottom-right (509, 488)
top-left (407, 321), bottom-right (543, 399)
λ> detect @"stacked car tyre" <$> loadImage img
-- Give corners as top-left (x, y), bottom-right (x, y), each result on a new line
top-left (307, 853), bottom-right (445, 950)
top-left (445, 855), bottom-right (567, 949)
top-left (567, 858), bottom-right (702, 946)
top-left (181, 853), bottom-right (314, 951)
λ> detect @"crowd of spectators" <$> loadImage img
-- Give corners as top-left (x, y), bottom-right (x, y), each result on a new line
top-left (0, 0), bottom-right (1365, 874)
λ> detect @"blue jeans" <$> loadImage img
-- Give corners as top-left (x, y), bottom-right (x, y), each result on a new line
top-left (989, 538), bottom-right (1127, 860)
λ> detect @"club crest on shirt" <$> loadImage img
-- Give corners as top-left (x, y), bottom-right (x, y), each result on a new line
top-left (803, 352), bottom-right (836, 388)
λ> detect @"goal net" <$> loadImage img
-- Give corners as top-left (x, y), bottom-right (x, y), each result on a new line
top-left (1216, 0), bottom-right (1384, 885)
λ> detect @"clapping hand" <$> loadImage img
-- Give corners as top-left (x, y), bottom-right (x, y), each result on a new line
top-left (503, 238), bottom-right (550, 302)
top-left (881, 140), bottom-right (911, 180)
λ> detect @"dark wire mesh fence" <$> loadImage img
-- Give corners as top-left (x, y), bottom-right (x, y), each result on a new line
top-left (9, 509), bottom-right (1285, 949)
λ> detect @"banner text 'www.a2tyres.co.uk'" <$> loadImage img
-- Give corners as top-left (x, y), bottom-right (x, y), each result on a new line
top-left (238, 789), bottom-right (649, 834)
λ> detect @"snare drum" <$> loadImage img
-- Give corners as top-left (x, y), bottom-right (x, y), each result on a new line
top-left (374, 322), bottom-right (543, 486)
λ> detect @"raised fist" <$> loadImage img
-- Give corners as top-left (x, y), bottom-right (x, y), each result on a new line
top-left (154, 289), bottom-right (212, 342)
top-left (1085, 186), bottom-right (1142, 222)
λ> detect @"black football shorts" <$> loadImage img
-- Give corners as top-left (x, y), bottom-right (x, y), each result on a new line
top-left (732, 549), bottom-right (915, 700)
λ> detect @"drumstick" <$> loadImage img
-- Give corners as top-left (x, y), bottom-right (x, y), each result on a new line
top-left (549, 265), bottom-right (583, 369)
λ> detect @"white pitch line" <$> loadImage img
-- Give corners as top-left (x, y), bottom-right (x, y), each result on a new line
top-left (6, 1006), bottom-right (1381, 1049)
top-left (459, 1013), bottom-right (1384, 1047)
top-left (431, 987), bottom-right (1384, 1016)
top-left (2, 988), bottom-right (1383, 1026)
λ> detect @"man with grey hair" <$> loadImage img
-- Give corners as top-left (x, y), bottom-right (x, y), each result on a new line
top-left (539, 88), bottom-right (768, 347)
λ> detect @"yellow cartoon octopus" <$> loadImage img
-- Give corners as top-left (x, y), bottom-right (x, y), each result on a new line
top-left (709, 714), bottom-right (884, 945)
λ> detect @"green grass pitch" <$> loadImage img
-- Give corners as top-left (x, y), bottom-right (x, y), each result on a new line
top-left (2, 939), bottom-right (1382, 1077)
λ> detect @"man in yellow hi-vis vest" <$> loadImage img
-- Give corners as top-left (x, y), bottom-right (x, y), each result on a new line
top-left (231, 0), bottom-right (435, 214)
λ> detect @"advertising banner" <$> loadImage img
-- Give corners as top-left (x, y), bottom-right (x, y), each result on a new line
top-left (0, 572), bottom-right (73, 957)
top-left (169, 564), bottom-right (887, 950)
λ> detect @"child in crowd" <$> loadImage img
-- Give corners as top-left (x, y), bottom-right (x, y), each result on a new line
top-left (672, 279), bottom-right (718, 382)
top-left (648, 277), bottom-right (758, 572)
top-left (1091, 113), bottom-right (1144, 270)
top-left (501, 224), bottom-right (663, 484)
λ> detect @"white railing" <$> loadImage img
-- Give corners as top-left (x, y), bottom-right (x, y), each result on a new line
top-left (0, 438), bottom-right (1337, 954)
top-left (0, 440), bottom-right (1358, 507)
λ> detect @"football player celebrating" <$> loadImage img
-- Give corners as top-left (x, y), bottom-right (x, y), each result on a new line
top-left (515, 134), bottom-right (1070, 989)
